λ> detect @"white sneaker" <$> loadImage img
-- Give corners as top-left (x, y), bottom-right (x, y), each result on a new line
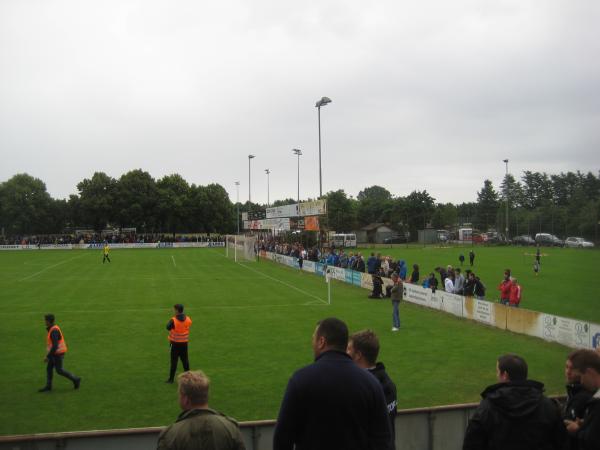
top-left (391, 327), bottom-right (399, 331)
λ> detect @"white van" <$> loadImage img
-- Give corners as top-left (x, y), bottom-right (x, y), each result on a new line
top-left (331, 234), bottom-right (357, 248)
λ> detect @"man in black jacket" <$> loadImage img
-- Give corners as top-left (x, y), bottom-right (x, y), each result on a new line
top-left (563, 350), bottom-right (594, 449)
top-left (564, 349), bottom-right (600, 450)
top-left (347, 329), bottom-right (397, 450)
top-left (273, 317), bottom-right (391, 450)
top-left (463, 354), bottom-right (564, 450)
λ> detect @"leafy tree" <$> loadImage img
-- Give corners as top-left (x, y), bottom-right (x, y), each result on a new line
top-left (431, 203), bottom-right (458, 230)
top-left (356, 185), bottom-right (393, 225)
top-left (456, 202), bottom-right (477, 226)
top-left (271, 198), bottom-right (296, 207)
top-left (324, 190), bottom-right (357, 232)
top-left (403, 190), bottom-right (435, 240)
top-left (500, 173), bottom-right (524, 208)
top-left (203, 184), bottom-right (236, 233)
top-left (521, 171), bottom-right (553, 209)
top-left (156, 174), bottom-right (190, 233)
top-left (76, 172), bottom-right (117, 231)
top-left (114, 170), bottom-right (158, 232)
top-left (0, 174), bottom-right (54, 235)
top-left (475, 179), bottom-right (499, 230)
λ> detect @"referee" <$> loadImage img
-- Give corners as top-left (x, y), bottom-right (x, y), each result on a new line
top-left (165, 304), bottom-right (192, 383)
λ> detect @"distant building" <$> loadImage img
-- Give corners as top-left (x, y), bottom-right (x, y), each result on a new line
top-left (355, 223), bottom-right (394, 244)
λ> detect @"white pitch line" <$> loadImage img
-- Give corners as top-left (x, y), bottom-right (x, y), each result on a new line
top-left (19, 255), bottom-right (83, 282)
top-left (0, 303), bottom-right (329, 316)
top-left (236, 261), bottom-right (329, 305)
top-left (171, 255), bottom-right (176, 267)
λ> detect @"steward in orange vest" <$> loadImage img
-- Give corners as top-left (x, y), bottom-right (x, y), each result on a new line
top-left (39, 314), bottom-right (81, 392)
top-left (166, 304), bottom-right (192, 383)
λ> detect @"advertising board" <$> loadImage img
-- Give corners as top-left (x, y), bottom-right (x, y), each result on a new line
top-left (266, 204), bottom-right (298, 219)
top-left (298, 199), bottom-right (327, 216)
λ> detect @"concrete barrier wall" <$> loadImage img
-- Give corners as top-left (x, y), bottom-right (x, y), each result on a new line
top-left (0, 403), bottom-right (481, 450)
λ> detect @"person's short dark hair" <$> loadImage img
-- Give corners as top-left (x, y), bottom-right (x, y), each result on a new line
top-left (316, 317), bottom-right (348, 351)
top-left (45, 314), bottom-right (55, 324)
top-left (456, 268), bottom-right (461, 273)
top-left (498, 354), bottom-right (528, 381)
top-left (349, 329), bottom-right (379, 365)
top-left (174, 304), bottom-right (184, 313)
top-left (569, 349), bottom-right (600, 373)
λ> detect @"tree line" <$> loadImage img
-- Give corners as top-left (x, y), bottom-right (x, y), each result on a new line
top-left (324, 171), bottom-right (600, 241)
top-left (1, 169), bottom-right (599, 241)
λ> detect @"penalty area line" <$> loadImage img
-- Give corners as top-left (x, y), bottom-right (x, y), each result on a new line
top-left (19, 255), bottom-right (84, 282)
top-left (236, 261), bottom-right (329, 306)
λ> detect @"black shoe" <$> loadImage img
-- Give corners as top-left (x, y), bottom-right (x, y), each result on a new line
top-left (38, 386), bottom-right (51, 392)
top-left (74, 377), bottom-right (81, 390)
top-left (165, 379), bottom-right (174, 384)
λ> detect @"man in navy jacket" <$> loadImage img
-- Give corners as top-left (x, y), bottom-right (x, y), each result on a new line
top-left (273, 317), bottom-right (392, 450)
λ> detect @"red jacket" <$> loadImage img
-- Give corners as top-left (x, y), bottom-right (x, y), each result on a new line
top-left (498, 279), bottom-right (512, 300)
top-left (509, 283), bottom-right (522, 305)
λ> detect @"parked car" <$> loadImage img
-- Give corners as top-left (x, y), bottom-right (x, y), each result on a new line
top-left (564, 237), bottom-right (595, 248)
top-left (535, 233), bottom-right (564, 247)
top-left (384, 234), bottom-right (408, 244)
top-left (486, 231), bottom-right (508, 244)
top-left (512, 235), bottom-right (536, 246)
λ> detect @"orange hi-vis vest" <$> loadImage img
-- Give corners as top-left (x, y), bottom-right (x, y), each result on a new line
top-left (46, 325), bottom-right (68, 355)
top-left (168, 316), bottom-right (192, 343)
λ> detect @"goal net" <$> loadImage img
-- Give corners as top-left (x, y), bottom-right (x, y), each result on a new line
top-left (225, 234), bottom-right (257, 262)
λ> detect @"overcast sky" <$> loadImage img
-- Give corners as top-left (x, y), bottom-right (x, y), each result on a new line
top-left (1, 0), bottom-right (599, 205)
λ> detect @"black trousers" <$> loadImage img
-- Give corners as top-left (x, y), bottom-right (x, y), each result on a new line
top-left (46, 355), bottom-right (78, 387)
top-left (169, 342), bottom-right (190, 381)
top-left (103, 254), bottom-right (111, 263)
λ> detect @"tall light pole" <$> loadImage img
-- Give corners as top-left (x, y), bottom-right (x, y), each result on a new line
top-left (265, 169), bottom-right (270, 207)
top-left (503, 159), bottom-right (509, 240)
top-left (248, 154), bottom-right (255, 203)
top-left (315, 96), bottom-right (331, 198)
top-left (234, 181), bottom-right (240, 234)
top-left (292, 148), bottom-right (302, 204)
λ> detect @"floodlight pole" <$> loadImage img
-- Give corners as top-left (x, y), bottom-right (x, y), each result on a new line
top-left (503, 159), bottom-right (509, 240)
top-left (248, 155), bottom-right (255, 203)
top-left (292, 149), bottom-right (302, 204)
top-left (315, 97), bottom-right (331, 198)
top-left (265, 169), bottom-right (270, 207)
top-left (235, 181), bottom-right (240, 234)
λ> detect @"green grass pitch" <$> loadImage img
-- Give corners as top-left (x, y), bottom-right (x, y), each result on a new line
top-left (0, 246), bottom-right (597, 435)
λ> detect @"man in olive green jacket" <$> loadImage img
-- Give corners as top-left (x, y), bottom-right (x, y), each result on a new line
top-left (157, 370), bottom-right (246, 450)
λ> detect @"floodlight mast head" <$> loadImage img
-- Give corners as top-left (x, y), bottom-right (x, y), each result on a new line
top-left (315, 97), bottom-right (332, 108)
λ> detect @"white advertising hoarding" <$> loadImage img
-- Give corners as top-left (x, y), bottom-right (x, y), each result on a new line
top-left (266, 204), bottom-right (298, 219)
top-left (541, 314), bottom-right (590, 348)
top-left (403, 283), bottom-right (431, 307)
top-left (472, 299), bottom-right (494, 325)
top-left (298, 199), bottom-right (327, 216)
top-left (439, 292), bottom-right (464, 317)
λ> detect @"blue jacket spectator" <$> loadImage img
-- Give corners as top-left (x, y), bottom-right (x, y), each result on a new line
top-left (398, 260), bottom-right (407, 280)
top-left (367, 254), bottom-right (378, 274)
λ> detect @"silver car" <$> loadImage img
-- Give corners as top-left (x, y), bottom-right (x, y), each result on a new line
top-left (564, 237), bottom-right (595, 248)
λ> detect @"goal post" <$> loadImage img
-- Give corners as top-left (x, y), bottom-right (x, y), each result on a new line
top-left (225, 234), bottom-right (257, 262)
